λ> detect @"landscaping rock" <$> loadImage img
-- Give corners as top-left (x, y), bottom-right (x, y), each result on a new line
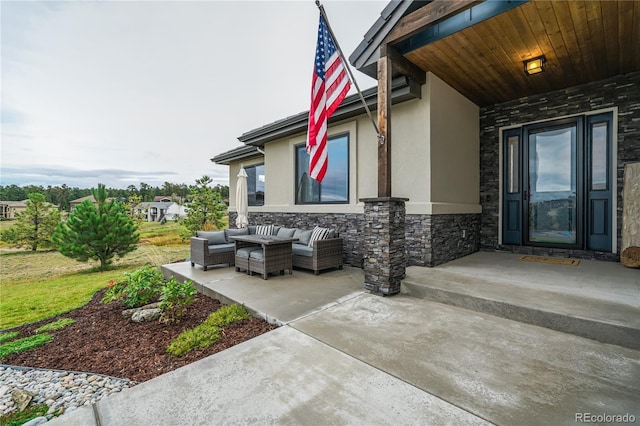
top-left (621, 246), bottom-right (640, 269)
top-left (122, 302), bottom-right (161, 318)
top-left (12, 388), bottom-right (36, 411)
top-left (131, 308), bottom-right (162, 323)
top-left (0, 366), bottom-right (134, 418)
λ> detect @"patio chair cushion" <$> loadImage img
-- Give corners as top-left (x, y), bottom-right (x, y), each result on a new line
top-left (271, 226), bottom-right (281, 236)
top-left (248, 225), bottom-right (257, 235)
top-left (224, 228), bottom-right (249, 242)
top-left (249, 249), bottom-right (264, 260)
top-left (208, 243), bottom-right (236, 254)
top-left (309, 226), bottom-right (330, 247)
top-left (256, 225), bottom-right (273, 235)
top-left (236, 247), bottom-right (261, 258)
top-left (197, 230), bottom-right (226, 245)
top-left (276, 227), bottom-right (296, 239)
top-left (292, 243), bottom-right (313, 257)
top-left (293, 229), bottom-right (313, 246)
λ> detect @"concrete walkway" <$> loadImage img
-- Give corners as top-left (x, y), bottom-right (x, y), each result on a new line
top-left (52, 255), bottom-right (640, 425)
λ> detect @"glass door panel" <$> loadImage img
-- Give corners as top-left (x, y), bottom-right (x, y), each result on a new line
top-left (590, 122), bottom-right (608, 191)
top-left (586, 113), bottom-right (612, 251)
top-left (527, 125), bottom-right (578, 245)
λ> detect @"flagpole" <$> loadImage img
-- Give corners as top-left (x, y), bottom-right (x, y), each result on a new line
top-left (315, 0), bottom-right (384, 145)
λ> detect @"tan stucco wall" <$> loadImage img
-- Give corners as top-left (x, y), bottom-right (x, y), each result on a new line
top-left (227, 72), bottom-right (480, 216)
top-left (426, 73), bottom-right (480, 214)
top-left (228, 157), bottom-right (263, 211)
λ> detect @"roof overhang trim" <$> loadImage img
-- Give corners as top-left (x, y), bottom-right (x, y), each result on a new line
top-left (394, 0), bottom-right (527, 56)
top-left (211, 146), bottom-right (262, 166)
top-left (237, 76), bottom-right (417, 148)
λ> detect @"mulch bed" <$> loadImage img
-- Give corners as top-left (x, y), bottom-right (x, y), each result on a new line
top-left (2, 289), bottom-right (276, 382)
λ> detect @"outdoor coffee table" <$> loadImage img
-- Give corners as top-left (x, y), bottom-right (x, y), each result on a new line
top-left (230, 235), bottom-right (297, 280)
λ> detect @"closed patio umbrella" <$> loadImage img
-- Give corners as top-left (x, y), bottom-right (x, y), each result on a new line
top-left (236, 167), bottom-right (249, 228)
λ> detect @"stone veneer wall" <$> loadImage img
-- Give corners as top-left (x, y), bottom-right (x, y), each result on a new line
top-left (422, 214), bottom-right (481, 267)
top-left (229, 211), bottom-right (480, 268)
top-left (229, 211), bottom-right (366, 267)
top-left (480, 71), bottom-right (640, 259)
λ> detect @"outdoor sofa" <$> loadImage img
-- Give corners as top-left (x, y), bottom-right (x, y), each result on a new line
top-left (190, 225), bottom-right (343, 274)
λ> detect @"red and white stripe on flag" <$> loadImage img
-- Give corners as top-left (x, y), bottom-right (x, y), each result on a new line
top-left (306, 14), bottom-right (351, 183)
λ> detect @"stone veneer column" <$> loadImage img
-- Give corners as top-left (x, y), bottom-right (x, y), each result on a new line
top-left (359, 197), bottom-right (409, 296)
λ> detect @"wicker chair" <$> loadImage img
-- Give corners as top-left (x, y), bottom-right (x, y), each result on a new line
top-left (292, 237), bottom-right (343, 275)
top-left (190, 237), bottom-right (235, 271)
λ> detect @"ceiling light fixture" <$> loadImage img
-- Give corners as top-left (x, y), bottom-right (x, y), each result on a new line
top-left (524, 55), bottom-right (546, 75)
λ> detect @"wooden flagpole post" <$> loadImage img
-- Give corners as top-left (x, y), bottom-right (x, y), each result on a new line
top-left (377, 46), bottom-right (392, 198)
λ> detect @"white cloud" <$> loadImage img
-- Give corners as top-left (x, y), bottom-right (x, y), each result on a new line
top-left (1, 0), bottom-right (382, 189)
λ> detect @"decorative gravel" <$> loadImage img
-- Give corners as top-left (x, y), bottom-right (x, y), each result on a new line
top-left (0, 365), bottom-right (134, 417)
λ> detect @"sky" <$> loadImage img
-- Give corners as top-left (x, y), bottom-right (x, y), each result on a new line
top-left (1, 0), bottom-right (384, 190)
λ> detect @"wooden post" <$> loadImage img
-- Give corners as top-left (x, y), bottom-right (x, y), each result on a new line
top-left (377, 49), bottom-right (392, 198)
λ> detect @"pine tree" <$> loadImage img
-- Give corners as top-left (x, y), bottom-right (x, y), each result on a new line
top-left (0, 192), bottom-right (61, 251)
top-left (53, 184), bottom-right (139, 271)
top-left (182, 176), bottom-right (227, 235)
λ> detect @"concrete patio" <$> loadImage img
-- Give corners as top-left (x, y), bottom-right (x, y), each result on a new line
top-left (54, 252), bottom-right (639, 425)
top-left (162, 261), bottom-right (365, 325)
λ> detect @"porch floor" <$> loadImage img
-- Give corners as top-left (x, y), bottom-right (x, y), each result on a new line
top-left (162, 262), bottom-right (365, 325)
top-left (403, 251), bottom-right (640, 349)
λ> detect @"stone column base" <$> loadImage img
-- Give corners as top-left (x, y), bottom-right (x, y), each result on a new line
top-left (360, 197), bottom-right (408, 296)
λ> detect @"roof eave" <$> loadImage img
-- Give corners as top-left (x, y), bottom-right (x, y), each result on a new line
top-left (349, 1), bottom-right (431, 78)
top-left (211, 145), bottom-right (263, 166)
top-left (237, 76), bottom-right (418, 148)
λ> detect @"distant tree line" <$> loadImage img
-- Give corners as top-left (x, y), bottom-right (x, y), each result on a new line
top-left (0, 182), bottom-right (229, 212)
top-left (2, 177), bottom-right (228, 271)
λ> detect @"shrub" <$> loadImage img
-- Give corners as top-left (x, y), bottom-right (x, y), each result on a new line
top-left (204, 304), bottom-right (251, 328)
top-left (0, 403), bottom-right (49, 426)
top-left (166, 324), bottom-right (221, 357)
top-left (102, 279), bottom-right (127, 304)
top-left (167, 304), bottom-right (250, 357)
top-left (35, 318), bottom-right (75, 333)
top-left (0, 334), bottom-right (52, 358)
top-left (0, 332), bottom-right (19, 343)
top-left (120, 264), bottom-right (164, 308)
top-left (159, 278), bottom-right (197, 324)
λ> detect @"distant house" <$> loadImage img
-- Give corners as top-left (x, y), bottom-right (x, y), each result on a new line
top-left (165, 203), bottom-right (187, 221)
top-left (136, 201), bottom-right (176, 222)
top-left (153, 196), bottom-right (173, 202)
top-left (69, 195), bottom-right (121, 212)
top-left (0, 200), bottom-right (27, 220)
top-left (69, 195), bottom-right (95, 212)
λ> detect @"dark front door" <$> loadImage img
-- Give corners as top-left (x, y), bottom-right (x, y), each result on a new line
top-left (502, 113), bottom-right (613, 252)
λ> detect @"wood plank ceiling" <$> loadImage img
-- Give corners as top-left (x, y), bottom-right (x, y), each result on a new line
top-left (402, 0), bottom-right (640, 107)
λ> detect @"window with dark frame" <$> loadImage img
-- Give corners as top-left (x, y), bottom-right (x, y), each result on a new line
top-left (245, 164), bottom-right (265, 206)
top-left (295, 134), bottom-right (349, 204)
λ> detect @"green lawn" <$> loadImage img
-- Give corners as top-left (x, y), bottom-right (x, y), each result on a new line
top-left (0, 221), bottom-right (194, 330)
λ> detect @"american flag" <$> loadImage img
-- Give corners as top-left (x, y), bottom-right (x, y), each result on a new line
top-left (306, 14), bottom-right (351, 183)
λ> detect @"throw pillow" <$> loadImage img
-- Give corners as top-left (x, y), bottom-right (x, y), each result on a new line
top-left (308, 226), bottom-right (330, 247)
top-left (256, 224), bottom-right (273, 236)
top-left (224, 228), bottom-right (249, 242)
top-left (196, 230), bottom-right (226, 245)
top-left (293, 229), bottom-right (313, 246)
top-left (276, 227), bottom-right (296, 239)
